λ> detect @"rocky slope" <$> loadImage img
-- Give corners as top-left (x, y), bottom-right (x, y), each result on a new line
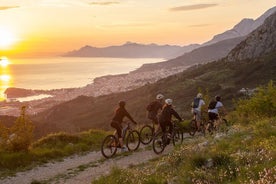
top-left (203, 6), bottom-right (276, 46)
top-left (227, 11), bottom-right (276, 61)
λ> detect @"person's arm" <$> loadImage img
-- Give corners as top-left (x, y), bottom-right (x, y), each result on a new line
top-left (171, 108), bottom-right (182, 122)
top-left (124, 109), bottom-right (137, 124)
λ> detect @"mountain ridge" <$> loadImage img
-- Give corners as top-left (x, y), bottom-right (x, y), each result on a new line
top-left (63, 42), bottom-right (200, 59)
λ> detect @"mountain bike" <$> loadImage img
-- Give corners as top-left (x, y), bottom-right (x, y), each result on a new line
top-left (188, 111), bottom-right (207, 136)
top-left (101, 122), bottom-right (140, 158)
top-left (152, 120), bottom-right (183, 154)
top-left (206, 113), bottom-right (229, 134)
top-left (139, 121), bottom-right (159, 145)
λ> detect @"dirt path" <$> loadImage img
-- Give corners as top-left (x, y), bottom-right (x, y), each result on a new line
top-left (1, 145), bottom-right (173, 184)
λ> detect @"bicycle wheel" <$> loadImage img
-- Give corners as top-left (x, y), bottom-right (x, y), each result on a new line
top-left (101, 135), bottom-right (118, 158)
top-left (188, 120), bottom-right (197, 136)
top-left (152, 132), bottom-right (166, 154)
top-left (206, 120), bottom-right (214, 135)
top-left (172, 129), bottom-right (183, 146)
top-left (126, 130), bottom-right (140, 151)
top-left (139, 125), bottom-right (154, 145)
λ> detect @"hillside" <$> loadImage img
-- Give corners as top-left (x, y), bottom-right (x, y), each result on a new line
top-left (63, 42), bottom-right (200, 59)
top-left (136, 36), bottom-right (244, 72)
top-left (31, 11), bottom-right (276, 138)
top-left (227, 11), bottom-right (276, 61)
top-left (203, 6), bottom-right (276, 46)
top-left (32, 52), bottom-right (276, 137)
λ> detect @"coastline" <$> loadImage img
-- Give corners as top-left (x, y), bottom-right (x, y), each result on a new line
top-left (1, 65), bottom-right (190, 116)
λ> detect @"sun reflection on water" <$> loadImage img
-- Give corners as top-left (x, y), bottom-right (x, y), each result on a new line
top-left (0, 57), bottom-right (12, 101)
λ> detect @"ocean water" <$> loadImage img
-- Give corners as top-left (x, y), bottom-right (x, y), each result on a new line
top-left (0, 57), bottom-right (163, 98)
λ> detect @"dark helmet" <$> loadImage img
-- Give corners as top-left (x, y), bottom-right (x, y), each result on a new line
top-left (119, 100), bottom-right (126, 107)
top-left (215, 95), bottom-right (221, 101)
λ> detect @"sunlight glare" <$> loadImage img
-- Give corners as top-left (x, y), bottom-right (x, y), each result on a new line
top-left (0, 74), bottom-right (11, 82)
top-left (0, 57), bottom-right (10, 67)
top-left (0, 28), bottom-right (17, 49)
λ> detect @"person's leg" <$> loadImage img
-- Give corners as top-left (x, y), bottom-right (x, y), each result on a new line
top-left (111, 121), bottom-right (123, 147)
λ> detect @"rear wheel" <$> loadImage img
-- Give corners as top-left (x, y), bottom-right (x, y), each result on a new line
top-left (172, 129), bottom-right (183, 146)
top-left (101, 135), bottom-right (118, 158)
top-left (189, 120), bottom-right (197, 136)
top-left (139, 125), bottom-right (154, 145)
top-left (126, 130), bottom-right (140, 151)
top-left (152, 132), bottom-right (166, 154)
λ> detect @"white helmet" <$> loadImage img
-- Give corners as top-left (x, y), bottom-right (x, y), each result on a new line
top-left (197, 93), bottom-right (202, 98)
top-left (156, 94), bottom-right (164, 100)
top-left (165, 98), bottom-right (173, 105)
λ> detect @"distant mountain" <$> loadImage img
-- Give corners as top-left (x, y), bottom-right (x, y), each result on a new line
top-left (63, 42), bottom-right (200, 59)
top-left (227, 11), bottom-right (276, 61)
top-left (203, 6), bottom-right (276, 46)
top-left (135, 36), bottom-right (245, 72)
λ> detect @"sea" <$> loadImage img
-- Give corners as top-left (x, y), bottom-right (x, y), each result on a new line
top-left (0, 57), bottom-right (163, 100)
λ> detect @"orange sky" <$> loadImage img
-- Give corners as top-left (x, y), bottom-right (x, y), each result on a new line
top-left (0, 0), bottom-right (275, 58)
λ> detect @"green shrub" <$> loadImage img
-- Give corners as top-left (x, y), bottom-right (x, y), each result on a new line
top-left (236, 81), bottom-right (276, 120)
top-left (7, 106), bottom-right (34, 152)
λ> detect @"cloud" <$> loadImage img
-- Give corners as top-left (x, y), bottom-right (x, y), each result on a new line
top-left (89, 1), bottom-right (120, 6)
top-left (188, 24), bottom-right (211, 27)
top-left (170, 4), bottom-right (218, 12)
top-left (0, 6), bottom-right (20, 10)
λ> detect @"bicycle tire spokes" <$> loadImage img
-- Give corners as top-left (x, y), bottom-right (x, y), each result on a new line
top-left (152, 132), bottom-right (166, 154)
top-left (139, 125), bottom-right (154, 145)
top-left (101, 135), bottom-right (118, 158)
top-left (126, 130), bottom-right (140, 151)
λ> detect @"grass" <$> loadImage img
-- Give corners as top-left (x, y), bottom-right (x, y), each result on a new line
top-left (0, 129), bottom-right (109, 178)
top-left (93, 117), bottom-right (276, 184)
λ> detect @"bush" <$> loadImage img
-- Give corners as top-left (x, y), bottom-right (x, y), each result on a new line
top-left (236, 81), bottom-right (276, 120)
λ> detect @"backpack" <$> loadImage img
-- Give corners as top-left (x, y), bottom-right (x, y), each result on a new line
top-left (146, 102), bottom-right (154, 111)
top-left (192, 98), bottom-right (200, 108)
top-left (208, 100), bottom-right (217, 110)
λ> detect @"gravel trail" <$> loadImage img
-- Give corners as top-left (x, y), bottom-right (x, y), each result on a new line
top-left (1, 145), bottom-right (173, 184)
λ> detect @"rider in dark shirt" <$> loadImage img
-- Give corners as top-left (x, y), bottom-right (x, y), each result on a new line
top-left (111, 100), bottom-right (137, 148)
top-left (159, 99), bottom-right (182, 136)
top-left (147, 94), bottom-right (164, 132)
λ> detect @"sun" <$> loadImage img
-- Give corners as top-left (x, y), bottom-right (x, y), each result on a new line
top-left (0, 28), bottom-right (17, 49)
top-left (0, 57), bottom-right (10, 67)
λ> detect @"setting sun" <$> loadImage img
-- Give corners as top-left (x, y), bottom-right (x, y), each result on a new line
top-left (0, 57), bottom-right (10, 67)
top-left (0, 28), bottom-right (17, 49)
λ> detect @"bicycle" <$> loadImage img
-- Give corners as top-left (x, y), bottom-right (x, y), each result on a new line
top-left (139, 121), bottom-right (159, 145)
top-left (101, 122), bottom-right (140, 158)
top-left (188, 112), bottom-right (207, 136)
top-left (206, 113), bottom-right (229, 134)
top-left (152, 120), bottom-right (183, 154)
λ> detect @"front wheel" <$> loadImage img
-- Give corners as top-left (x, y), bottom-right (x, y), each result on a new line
top-left (126, 130), bottom-right (140, 151)
top-left (189, 120), bottom-right (197, 136)
top-left (139, 125), bottom-right (154, 145)
top-left (101, 135), bottom-right (118, 158)
top-left (152, 132), bottom-right (166, 154)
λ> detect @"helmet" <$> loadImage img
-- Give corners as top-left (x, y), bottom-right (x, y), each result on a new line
top-left (165, 98), bottom-right (173, 105)
top-left (215, 95), bottom-right (221, 101)
top-left (156, 94), bottom-right (164, 100)
top-left (119, 100), bottom-right (126, 107)
top-left (197, 93), bottom-right (202, 98)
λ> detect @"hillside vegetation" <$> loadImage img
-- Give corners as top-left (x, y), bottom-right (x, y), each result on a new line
top-left (32, 51), bottom-right (276, 138)
top-left (93, 82), bottom-right (276, 184)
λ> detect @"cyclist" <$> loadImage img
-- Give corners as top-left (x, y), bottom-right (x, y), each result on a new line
top-left (158, 99), bottom-right (182, 138)
top-left (146, 93), bottom-right (164, 133)
top-left (110, 100), bottom-right (137, 150)
top-left (208, 95), bottom-right (226, 125)
top-left (191, 93), bottom-right (205, 130)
